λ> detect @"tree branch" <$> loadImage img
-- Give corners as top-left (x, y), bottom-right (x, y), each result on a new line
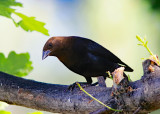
top-left (0, 59), bottom-right (160, 113)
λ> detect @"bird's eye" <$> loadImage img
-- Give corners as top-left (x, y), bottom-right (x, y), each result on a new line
top-left (48, 43), bottom-right (53, 48)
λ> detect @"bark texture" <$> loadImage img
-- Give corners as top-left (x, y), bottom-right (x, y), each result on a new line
top-left (0, 59), bottom-right (159, 113)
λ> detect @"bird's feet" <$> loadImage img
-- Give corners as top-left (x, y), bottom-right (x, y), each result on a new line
top-left (68, 82), bottom-right (92, 91)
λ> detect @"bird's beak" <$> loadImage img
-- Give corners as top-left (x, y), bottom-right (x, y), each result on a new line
top-left (42, 50), bottom-right (51, 60)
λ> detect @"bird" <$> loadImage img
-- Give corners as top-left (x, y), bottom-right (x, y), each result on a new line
top-left (42, 36), bottom-right (133, 88)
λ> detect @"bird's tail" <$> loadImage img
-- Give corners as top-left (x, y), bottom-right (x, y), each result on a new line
top-left (119, 61), bottom-right (133, 72)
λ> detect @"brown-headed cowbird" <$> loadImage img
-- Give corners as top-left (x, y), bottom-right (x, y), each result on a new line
top-left (42, 36), bottom-right (133, 87)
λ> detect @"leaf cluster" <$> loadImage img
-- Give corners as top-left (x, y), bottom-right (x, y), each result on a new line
top-left (0, 0), bottom-right (49, 36)
top-left (0, 51), bottom-right (33, 77)
top-left (0, 0), bottom-right (46, 113)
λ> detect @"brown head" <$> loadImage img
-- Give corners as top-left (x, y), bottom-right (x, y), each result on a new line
top-left (42, 36), bottom-right (69, 60)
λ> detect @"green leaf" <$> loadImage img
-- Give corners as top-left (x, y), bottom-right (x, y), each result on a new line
top-left (127, 75), bottom-right (132, 82)
top-left (0, 0), bottom-right (22, 18)
top-left (0, 51), bottom-right (33, 77)
top-left (136, 35), bottom-right (143, 42)
top-left (27, 112), bottom-right (43, 114)
top-left (136, 35), bottom-right (160, 65)
top-left (0, 110), bottom-right (11, 114)
top-left (0, 0), bottom-right (49, 36)
top-left (145, 41), bottom-right (148, 46)
top-left (11, 18), bottom-right (18, 27)
top-left (0, 5), bottom-right (14, 18)
top-left (106, 71), bottom-right (113, 80)
top-left (0, 0), bottom-right (22, 7)
top-left (14, 12), bottom-right (49, 36)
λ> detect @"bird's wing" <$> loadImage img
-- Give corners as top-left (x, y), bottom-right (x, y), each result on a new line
top-left (71, 36), bottom-right (133, 72)
top-left (87, 41), bottom-right (120, 62)
top-left (86, 40), bottom-right (133, 72)
top-left (72, 36), bottom-right (122, 63)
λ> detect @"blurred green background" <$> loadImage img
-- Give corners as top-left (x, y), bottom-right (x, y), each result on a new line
top-left (0, 0), bottom-right (160, 113)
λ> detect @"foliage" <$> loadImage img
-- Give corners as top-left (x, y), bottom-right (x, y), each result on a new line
top-left (0, 0), bottom-right (49, 36)
top-left (0, 110), bottom-right (11, 114)
top-left (27, 112), bottom-right (43, 114)
top-left (0, 0), bottom-right (22, 18)
top-left (0, 0), bottom-right (48, 113)
top-left (107, 71), bottom-right (113, 80)
top-left (0, 51), bottom-right (33, 77)
top-left (14, 12), bottom-right (49, 35)
top-left (0, 102), bottom-right (10, 114)
top-left (136, 35), bottom-right (160, 65)
top-left (146, 0), bottom-right (160, 11)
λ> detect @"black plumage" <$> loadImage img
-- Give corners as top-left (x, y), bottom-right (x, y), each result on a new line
top-left (42, 36), bottom-right (133, 84)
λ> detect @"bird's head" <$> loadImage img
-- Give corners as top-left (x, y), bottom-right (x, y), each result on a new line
top-left (42, 37), bottom-right (66, 60)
